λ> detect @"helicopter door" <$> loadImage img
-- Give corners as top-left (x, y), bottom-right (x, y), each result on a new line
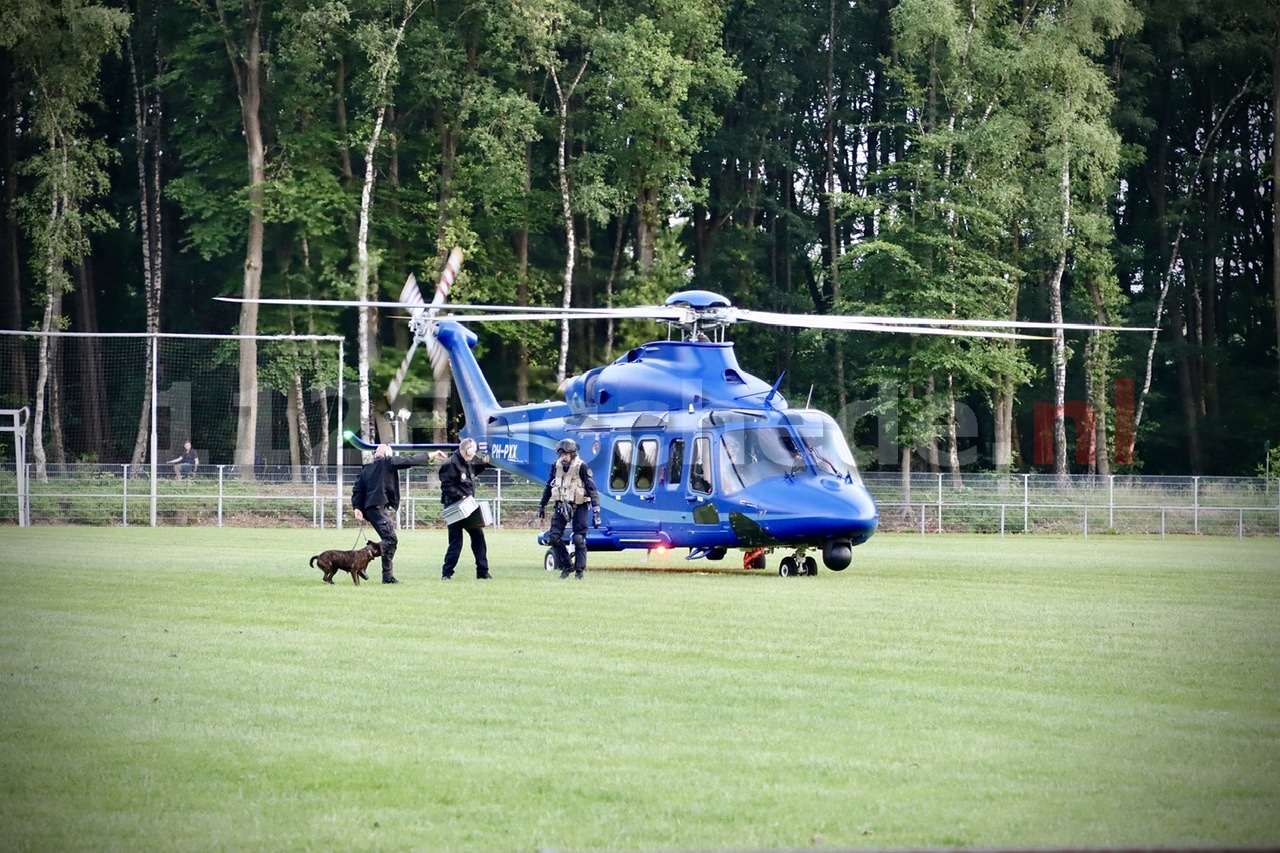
top-left (604, 437), bottom-right (661, 541)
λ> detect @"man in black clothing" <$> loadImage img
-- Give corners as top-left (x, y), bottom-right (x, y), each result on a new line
top-left (351, 443), bottom-right (431, 583)
top-left (539, 437), bottom-right (601, 580)
top-left (439, 438), bottom-right (493, 580)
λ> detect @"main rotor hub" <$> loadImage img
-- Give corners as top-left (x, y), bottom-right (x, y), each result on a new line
top-left (664, 290), bottom-right (735, 340)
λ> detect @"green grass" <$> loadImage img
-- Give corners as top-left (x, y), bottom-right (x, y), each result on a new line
top-left (0, 528), bottom-right (1277, 852)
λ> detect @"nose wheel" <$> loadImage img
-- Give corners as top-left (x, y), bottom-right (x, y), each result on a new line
top-left (778, 551), bottom-right (819, 577)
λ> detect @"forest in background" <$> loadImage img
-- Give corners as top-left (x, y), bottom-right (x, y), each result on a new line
top-left (1, 0), bottom-right (1276, 476)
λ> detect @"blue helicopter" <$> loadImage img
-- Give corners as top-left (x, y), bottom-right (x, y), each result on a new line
top-left (416, 290), bottom-right (875, 575)
top-left (231, 257), bottom-right (1140, 575)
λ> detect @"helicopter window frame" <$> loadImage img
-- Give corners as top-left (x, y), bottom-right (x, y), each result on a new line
top-left (689, 436), bottom-right (712, 495)
top-left (634, 438), bottom-right (659, 492)
top-left (608, 439), bottom-right (633, 492)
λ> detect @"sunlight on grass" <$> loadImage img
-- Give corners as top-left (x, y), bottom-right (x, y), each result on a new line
top-left (1, 528), bottom-right (1277, 851)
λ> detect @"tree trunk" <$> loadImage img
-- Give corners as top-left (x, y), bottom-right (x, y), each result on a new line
top-left (286, 374), bottom-right (302, 479)
top-left (1, 52), bottom-right (27, 397)
top-left (215, 0), bottom-right (267, 477)
top-left (946, 375), bottom-right (961, 485)
top-left (1274, 2), bottom-right (1280, 391)
top-left (1084, 334), bottom-right (1110, 476)
top-left (1169, 298), bottom-right (1202, 472)
top-left (992, 382), bottom-right (1014, 473)
top-left (32, 140), bottom-right (66, 482)
top-left (1048, 135), bottom-right (1071, 481)
top-left (128, 32), bottom-right (164, 470)
top-left (635, 187), bottom-right (658, 274)
top-left (354, 4), bottom-right (416, 445)
top-left (550, 59), bottom-right (590, 386)
top-left (432, 126), bottom-right (458, 442)
top-left (555, 89), bottom-right (574, 385)
top-left (336, 56), bottom-right (354, 186)
top-left (74, 261), bottom-right (106, 459)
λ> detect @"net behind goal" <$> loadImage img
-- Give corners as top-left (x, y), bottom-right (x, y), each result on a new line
top-left (0, 331), bottom-right (345, 472)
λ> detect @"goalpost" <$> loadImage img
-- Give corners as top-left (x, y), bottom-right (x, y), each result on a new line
top-left (1, 408), bottom-right (29, 526)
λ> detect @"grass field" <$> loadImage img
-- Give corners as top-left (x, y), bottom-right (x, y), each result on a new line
top-left (0, 527), bottom-right (1277, 852)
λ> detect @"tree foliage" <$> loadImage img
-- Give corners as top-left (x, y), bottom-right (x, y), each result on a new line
top-left (1, 0), bottom-right (1276, 475)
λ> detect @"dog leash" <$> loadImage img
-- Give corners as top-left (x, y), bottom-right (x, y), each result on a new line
top-left (348, 514), bottom-right (368, 548)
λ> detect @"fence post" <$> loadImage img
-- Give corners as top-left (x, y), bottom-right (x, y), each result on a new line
top-left (920, 503), bottom-right (926, 537)
top-left (217, 465), bottom-right (225, 527)
top-left (312, 466), bottom-right (320, 529)
top-left (122, 464), bottom-right (129, 527)
top-left (1000, 504), bottom-right (1005, 538)
top-left (1023, 473), bottom-right (1029, 534)
top-left (1193, 476), bottom-right (1199, 535)
top-left (1084, 506), bottom-right (1088, 539)
top-left (403, 468), bottom-right (412, 531)
top-left (1109, 474), bottom-right (1114, 529)
top-left (937, 473), bottom-right (943, 533)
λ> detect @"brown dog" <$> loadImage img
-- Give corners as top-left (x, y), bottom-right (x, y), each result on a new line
top-left (310, 540), bottom-right (382, 585)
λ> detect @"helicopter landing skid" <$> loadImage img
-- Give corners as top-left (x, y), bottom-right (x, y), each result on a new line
top-left (777, 549), bottom-right (819, 578)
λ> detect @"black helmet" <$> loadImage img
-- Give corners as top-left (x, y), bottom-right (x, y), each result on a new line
top-left (556, 438), bottom-right (578, 455)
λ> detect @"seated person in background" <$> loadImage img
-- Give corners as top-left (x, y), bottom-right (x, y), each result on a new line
top-left (168, 441), bottom-right (199, 480)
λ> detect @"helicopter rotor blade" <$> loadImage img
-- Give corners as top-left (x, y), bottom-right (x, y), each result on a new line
top-left (219, 290), bottom-right (1148, 343)
top-left (733, 308), bottom-right (1151, 335)
top-left (216, 294), bottom-right (691, 323)
top-left (727, 309), bottom-right (1048, 340)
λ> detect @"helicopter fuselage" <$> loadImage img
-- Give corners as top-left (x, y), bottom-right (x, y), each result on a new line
top-left (436, 320), bottom-right (878, 570)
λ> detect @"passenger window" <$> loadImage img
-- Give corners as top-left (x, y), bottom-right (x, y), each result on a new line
top-left (690, 436), bottom-right (712, 494)
top-left (634, 439), bottom-right (658, 491)
top-left (668, 439), bottom-right (685, 486)
top-left (609, 440), bottom-right (633, 491)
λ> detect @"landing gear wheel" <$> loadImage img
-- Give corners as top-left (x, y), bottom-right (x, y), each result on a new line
top-left (779, 556), bottom-right (798, 577)
top-left (803, 556), bottom-right (818, 576)
top-left (543, 548), bottom-right (558, 572)
top-left (745, 548), bottom-right (767, 570)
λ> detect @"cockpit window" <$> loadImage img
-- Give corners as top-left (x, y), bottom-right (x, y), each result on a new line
top-left (717, 426), bottom-right (805, 495)
top-left (785, 410), bottom-right (861, 481)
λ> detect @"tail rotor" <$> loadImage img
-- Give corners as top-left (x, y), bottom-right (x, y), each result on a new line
top-left (385, 247), bottom-right (463, 404)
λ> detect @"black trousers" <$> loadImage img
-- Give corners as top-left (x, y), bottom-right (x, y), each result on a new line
top-left (549, 502), bottom-right (590, 574)
top-left (365, 505), bottom-right (398, 577)
top-left (442, 521), bottom-right (488, 578)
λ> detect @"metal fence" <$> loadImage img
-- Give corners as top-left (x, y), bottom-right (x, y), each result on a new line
top-left (2, 465), bottom-right (1279, 537)
top-left (862, 472), bottom-right (1280, 538)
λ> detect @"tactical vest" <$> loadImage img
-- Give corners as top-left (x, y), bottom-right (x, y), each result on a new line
top-left (551, 456), bottom-right (588, 505)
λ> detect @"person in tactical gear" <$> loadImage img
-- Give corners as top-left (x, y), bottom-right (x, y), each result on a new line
top-left (351, 443), bottom-right (432, 583)
top-left (438, 437), bottom-right (494, 580)
top-left (538, 437), bottom-right (601, 580)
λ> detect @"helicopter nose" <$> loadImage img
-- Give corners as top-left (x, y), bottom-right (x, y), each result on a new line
top-left (750, 476), bottom-right (879, 542)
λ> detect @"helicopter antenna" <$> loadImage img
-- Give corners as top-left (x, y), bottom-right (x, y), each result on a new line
top-left (806, 385), bottom-right (814, 408)
top-left (763, 371), bottom-right (787, 410)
